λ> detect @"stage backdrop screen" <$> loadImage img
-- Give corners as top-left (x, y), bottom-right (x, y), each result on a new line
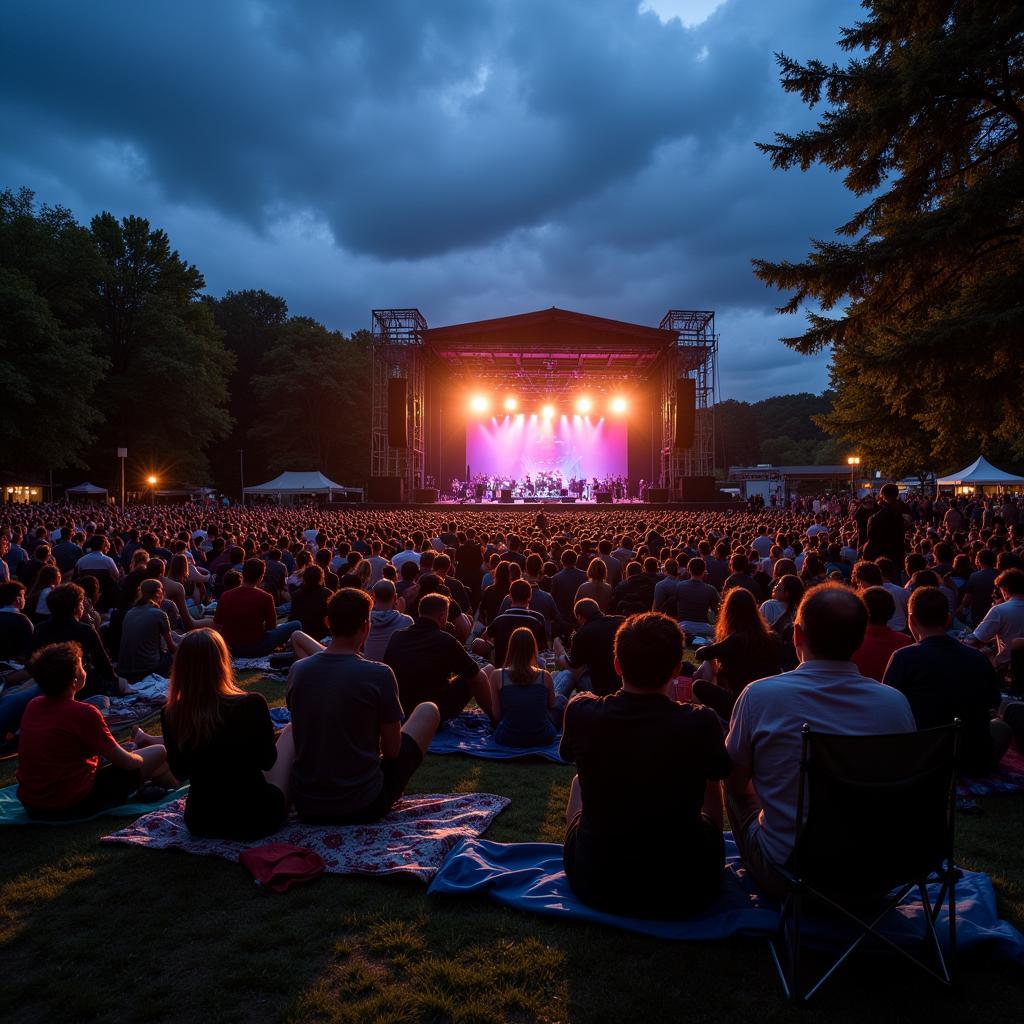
top-left (466, 415), bottom-right (628, 481)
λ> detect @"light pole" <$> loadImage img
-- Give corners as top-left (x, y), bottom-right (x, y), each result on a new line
top-left (239, 449), bottom-right (245, 505)
top-left (118, 448), bottom-right (127, 506)
top-left (147, 474), bottom-right (158, 505)
top-left (847, 456), bottom-right (861, 494)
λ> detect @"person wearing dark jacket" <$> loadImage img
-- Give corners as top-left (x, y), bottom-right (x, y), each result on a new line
top-left (866, 482), bottom-right (908, 564)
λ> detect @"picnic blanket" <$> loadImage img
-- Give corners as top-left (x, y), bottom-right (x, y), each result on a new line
top-left (0, 783), bottom-right (186, 826)
top-left (429, 709), bottom-right (568, 763)
top-left (101, 674), bottom-right (169, 728)
top-left (102, 792), bottom-right (510, 882)
top-left (956, 747), bottom-right (1024, 810)
top-left (232, 657), bottom-right (289, 675)
top-left (429, 835), bottom-right (1024, 960)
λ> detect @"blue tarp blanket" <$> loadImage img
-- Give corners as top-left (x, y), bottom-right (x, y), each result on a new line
top-left (429, 709), bottom-right (568, 763)
top-left (429, 835), bottom-right (1024, 961)
top-left (0, 783), bottom-right (187, 826)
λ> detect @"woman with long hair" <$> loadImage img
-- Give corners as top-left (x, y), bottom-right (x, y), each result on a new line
top-left (25, 564), bottom-right (60, 621)
top-left (488, 626), bottom-right (562, 747)
top-left (161, 628), bottom-right (293, 839)
top-left (478, 560), bottom-right (512, 626)
top-left (762, 574), bottom-right (804, 670)
top-left (574, 556), bottom-right (612, 613)
top-left (693, 587), bottom-right (783, 717)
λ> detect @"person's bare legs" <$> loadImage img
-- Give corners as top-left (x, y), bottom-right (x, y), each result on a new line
top-left (451, 613), bottom-right (472, 643)
top-left (130, 727), bottom-right (162, 748)
top-left (702, 779), bottom-right (724, 829)
top-left (265, 723), bottom-right (294, 801)
top-left (693, 659), bottom-right (716, 683)
top-left (469, 669), bottom-right (497, 723)
top-left (291, 631), bottom-right (325, 661)
top-left (401, 701), bottom-right (440, 753)
top-left (137, 744), bottom-right (177, 788)
top-left (565, 774), bottom-right (582, 824)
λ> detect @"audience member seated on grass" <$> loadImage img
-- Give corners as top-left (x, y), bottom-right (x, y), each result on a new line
top-left (723, 583), bottom-right (917, 900)
top-left (16, 642), bottom-right (176, 819)
top-left (157, 556), bottom-right (215, 632)
top-left (287, 589), bottom-right (439, 824)
top-left (474, 579), bottom-right (548, 667)
top-left (883, 586), bottom-right (1012, 776)
top-left (288, 564), bottom-right (333, 638)
top-left (495, 554), bottom-right (558, 636)
top-left (693, 587), bottom-right (783, 719)
top-left (214, 558), bottom-right (302, 658)
top-left (30, 583), bottom-right (129, 696)
top-left (609, 560), bottom-right (658, 616)
top-left (363, 579), bottom-right (414, 662)
top-left (550, 549), bottom-right (588, 634)
top-left (573, 555), bottom-right (613, 614)
top-left (966, 568), bottom-right (1024, 670)
top-left (0, 579), bottom-right (34, 663)
top-left (672, 557), bottom-right (720, 638)
top-left (161, 629), bottom-right (293, 840)
top-left (385, 593), bottom-right (494, 722)
top-left (118, 580), bottom-right (177, 682)
top-left (560, 612), bottom-right (732, 918)
top-left (851, 586), bottom-right (913, 682)
top-left (551, 599), bottom-right (624, 699)
top-left (488, 627), bottom-right (564, 747)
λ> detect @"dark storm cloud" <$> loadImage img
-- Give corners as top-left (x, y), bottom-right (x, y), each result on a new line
top-left (0, 0), bottom-right (864, 399)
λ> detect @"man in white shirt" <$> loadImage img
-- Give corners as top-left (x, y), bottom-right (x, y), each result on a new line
top-left (723, 583), bottom-right (916, 898)
top-left (391, 540), bottom-right (421, 572)
top-left (877, 557), bottom-right (910, 632)
top-left (751, 527), bottom-right (773, 559)
top-left (74, 536), bottom-right (121, 581)
top-left (967, 569), bottom-right (1024, 667)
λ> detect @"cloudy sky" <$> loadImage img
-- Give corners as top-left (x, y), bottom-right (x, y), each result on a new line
top-left (3, 0), bottom-right (864, 401)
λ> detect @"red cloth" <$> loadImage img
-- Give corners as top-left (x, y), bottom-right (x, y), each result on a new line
top-left (214, 586), bottom-right (277, 648)
top-left (239, 843), bottom-right (325, 892)
top-left (852, 624), bottom-right (914, 682)
top-left (16, 696), bottom-right (120, 810)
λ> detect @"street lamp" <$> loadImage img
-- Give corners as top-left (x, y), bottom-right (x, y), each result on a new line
top-left (847, 456), bottom-right (861, 493)
top-left (147, 474), bottom-right (158, 505)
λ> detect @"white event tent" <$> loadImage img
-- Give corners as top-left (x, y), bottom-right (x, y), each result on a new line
top-left (935, 456), bottom-right (1024, 493)
top-left (65, 481), bottom-right (109, 499)
top-left (243, 471), bottom-right (363, 502)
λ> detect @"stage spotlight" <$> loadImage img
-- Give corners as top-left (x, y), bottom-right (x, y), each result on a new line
top-left (504, 397), bottom-right (518, 412)
top-left (541, 404), bottom-right (555, 420)
top-left (610, 396), bottom-right (628, 414)
top-left (576, 396), bottom-right (593, 415)
top-left (469, 395), bottom-right (490, 414)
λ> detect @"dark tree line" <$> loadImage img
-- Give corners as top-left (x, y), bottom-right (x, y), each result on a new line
top-left (0, 187), bottom-right (371, 492)
top-left (754, 0), bottom-right (1024, 479)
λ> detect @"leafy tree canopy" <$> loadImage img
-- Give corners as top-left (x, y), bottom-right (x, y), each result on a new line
top-left (753, 1), bottom-right (1024, 474)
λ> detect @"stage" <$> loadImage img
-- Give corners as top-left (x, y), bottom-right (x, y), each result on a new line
top-left (332, 501), bottom-right (736, 512)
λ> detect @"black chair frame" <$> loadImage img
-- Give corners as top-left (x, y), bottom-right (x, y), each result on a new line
top-left (768, 721), bottom-right (961, 1002)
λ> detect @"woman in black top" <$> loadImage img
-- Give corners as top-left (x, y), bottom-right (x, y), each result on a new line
top-left (30, 583), bottom-right (125, 695)
top-left (289, 565), bottom-right (333, 637)
top-left (693, 587), bottom-right (782, 718)
top-left (478, 560), bottom-right (512, 627)
top-left (161, 629), bottom-right (293, 839)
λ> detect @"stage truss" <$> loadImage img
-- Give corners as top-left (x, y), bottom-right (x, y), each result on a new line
top-left (371, 309), bottom-right (427, 495)
top-left (369, 306), bottom-right (718, 495)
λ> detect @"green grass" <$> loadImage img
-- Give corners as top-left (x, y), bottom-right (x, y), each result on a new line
top-left (1, 675), bottom-right (1022, 1023)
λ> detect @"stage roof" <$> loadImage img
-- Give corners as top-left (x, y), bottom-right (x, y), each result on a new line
top-left (420, 307), bottom-right (687, 397)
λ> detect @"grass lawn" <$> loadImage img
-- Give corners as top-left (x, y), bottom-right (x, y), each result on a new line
top-left (2, 673), bottom-right (1022, 1024)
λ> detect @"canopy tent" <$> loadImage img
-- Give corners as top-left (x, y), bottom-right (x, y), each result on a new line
top-left (935, 456), bottom-right (1024, 489)
top-left (243, 471), bottom-right (363, 500)
top-left (65, 481), bottom-right (108, 497)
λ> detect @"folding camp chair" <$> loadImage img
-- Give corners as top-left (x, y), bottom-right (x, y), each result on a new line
top-left (769, 721), bottom-right (960, 1002)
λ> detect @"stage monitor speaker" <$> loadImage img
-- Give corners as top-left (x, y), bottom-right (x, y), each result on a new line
top-left (595, 491), bottom-right (613, 504)
top-left (674, 378), bottom-right (696, 449)
top-left (499, 488), bottom-right (513, 503)
top-left (369, 476), bottom-right (404, 502)
top-left (414, 487), bottom-right (438, 503)
top-left (679, 475), bottom-right (716, 500)
top-left (387, 378), bottom-right (408, 448)
top-left (646, 487), bottom-right (670, 503)
top-left (561, 496), bottom-right (577, 503)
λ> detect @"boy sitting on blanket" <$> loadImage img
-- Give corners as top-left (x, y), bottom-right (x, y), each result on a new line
top-left (16, 642), bottom-right (177, 820)
top-left (287, 589), bottom-right (440, 824)
top-left (559, 612), bottom-right (732, 918)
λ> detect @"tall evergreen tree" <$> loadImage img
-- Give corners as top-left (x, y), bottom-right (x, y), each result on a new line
top-left (753, 1), bottom-right (1024, 475)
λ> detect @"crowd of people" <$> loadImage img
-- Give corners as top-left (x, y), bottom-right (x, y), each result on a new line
top-left (2, 483), bottom-right (1023, 916)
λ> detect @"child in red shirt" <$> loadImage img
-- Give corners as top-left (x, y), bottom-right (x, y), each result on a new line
top-left (16, 642), bottom-right (177, 819)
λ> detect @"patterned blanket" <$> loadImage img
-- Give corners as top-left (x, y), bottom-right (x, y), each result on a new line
top-left (956, 747), bottom-right (1024, 809)
top-left (101, 792), bottom-right (510, 882)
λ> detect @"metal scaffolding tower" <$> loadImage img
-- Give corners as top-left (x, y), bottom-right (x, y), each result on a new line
top-left (370, 309), bottom-right (427, 496)
top-left (658, 310), bottom-right (718, 484)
